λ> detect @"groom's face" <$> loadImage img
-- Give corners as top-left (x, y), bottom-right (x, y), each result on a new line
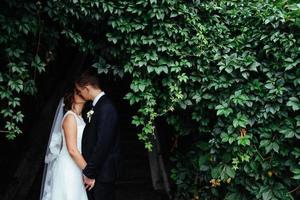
top-left (75, 84), bottom-right (90, 101)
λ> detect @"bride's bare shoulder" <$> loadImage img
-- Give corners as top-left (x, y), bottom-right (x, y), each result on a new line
top-left (62, 111), bottom-right (77, 128)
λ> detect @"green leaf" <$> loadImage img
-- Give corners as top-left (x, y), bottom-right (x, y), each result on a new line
top-left (31, 56), bottom-right (46, 73)
top-left (216, 103), bottom-right (233, 117)
top-left (225, 165), bottom-right (236, 178)
top-left (233, 113), bottom-right (249, 128)
top-left (287, 97), bottom-right (300, 111)
top-left (292, 168), bottom-right (300, 179)
top-left (237, 135), bottom-right (251, 146)
top-left (272, 142), bottom-right (280, 153)
top-left (262, 190), bottom-right (273, 200)
top-left (249, 61), bottom-right (260, 72)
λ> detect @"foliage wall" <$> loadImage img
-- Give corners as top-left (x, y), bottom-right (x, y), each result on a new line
top-left (1, 0), bottom-right (299, 199)
top-left (169, 1), bottom-right (300, 200)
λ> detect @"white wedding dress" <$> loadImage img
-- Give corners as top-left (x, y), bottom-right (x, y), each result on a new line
top-left (41, 110), bottom-right (88, 200)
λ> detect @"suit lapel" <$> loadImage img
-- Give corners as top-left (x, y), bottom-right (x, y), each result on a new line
top-left (82, 95), bottom-right (107, 139)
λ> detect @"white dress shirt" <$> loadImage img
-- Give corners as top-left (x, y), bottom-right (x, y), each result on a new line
top-left (92, 91), bottom-right (105, 106)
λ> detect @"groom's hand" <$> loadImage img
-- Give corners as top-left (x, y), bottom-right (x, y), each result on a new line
top-left (83, 175), bottom-right (95, 191)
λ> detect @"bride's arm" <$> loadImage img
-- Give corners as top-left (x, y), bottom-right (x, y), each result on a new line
top-left (63, 114), bottom-right (87, 170)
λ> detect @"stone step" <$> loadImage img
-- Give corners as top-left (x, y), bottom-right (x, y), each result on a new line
top-left (119, 140), bottom-right (151, 182)
top-left (120, 141), bottom-right (148, 159)
top-left (116, 180), bottom-right (151, 185)
top-left (119, 124), bottom-right (140, 140)
top-left (116, 182), bottom-right (163, 200)
top-left (118, 159), bottom-right (151, 181)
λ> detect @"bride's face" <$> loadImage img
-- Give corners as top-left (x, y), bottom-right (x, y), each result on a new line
top-left (75, 84), bottom-right (90, 101)
top-left (74, 91), bottom-right (86, 104)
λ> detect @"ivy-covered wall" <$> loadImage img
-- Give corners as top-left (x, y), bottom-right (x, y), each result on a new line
top-left (1, 0), bottom-right (299, 199)
top-left (169, 2), bottom-right (300, 199)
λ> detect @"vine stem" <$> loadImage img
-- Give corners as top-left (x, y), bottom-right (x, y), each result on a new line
top-left (170, 135), bottom-right (178, 152)
top-left (0, 130), bottom-right (9, 133)
top-left (253, 144), bottom-right (272, 160)
top-left (35, 10), bottom-right (42, 56)
top-left (34, 4), bottom-right (42, 81)
top-left (288, 185), bottom-right (300, 194)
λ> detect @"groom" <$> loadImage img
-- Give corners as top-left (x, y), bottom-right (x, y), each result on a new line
top-left (75, 71), bottom-right (120, 200)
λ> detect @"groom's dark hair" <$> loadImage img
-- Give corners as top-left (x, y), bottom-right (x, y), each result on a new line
top-left (76, 70), bottom-right (101, 89)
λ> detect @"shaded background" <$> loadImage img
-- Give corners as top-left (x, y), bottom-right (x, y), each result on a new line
top-left (0, 42), bottom-right (173, 200)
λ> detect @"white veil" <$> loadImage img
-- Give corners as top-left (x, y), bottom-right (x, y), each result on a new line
top-left (40, 98), bottom-right (64, 200)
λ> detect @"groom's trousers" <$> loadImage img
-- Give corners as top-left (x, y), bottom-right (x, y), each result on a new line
top-left (87, 181), bottom-right (116, 200)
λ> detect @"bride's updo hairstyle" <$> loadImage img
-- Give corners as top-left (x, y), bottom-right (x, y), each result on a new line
top-left (63, 89), bottom-right (74, 112)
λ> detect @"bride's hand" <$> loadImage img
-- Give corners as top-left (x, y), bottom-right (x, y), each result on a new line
top-left (90, 179), bottom-right (96, 190)
top-left (83, 175), bottom-right (96, 191)
top-left (86, 179), bottom-right (95, 191)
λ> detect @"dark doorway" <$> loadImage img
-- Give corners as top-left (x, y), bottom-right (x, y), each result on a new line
top-left (1, 45), bottom-right (165, 199)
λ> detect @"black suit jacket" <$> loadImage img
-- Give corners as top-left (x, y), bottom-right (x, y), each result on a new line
top-left (82, 95), bottom-right (120, 182)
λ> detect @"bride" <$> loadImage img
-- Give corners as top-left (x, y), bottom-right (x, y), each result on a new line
top-left (40, 88), bottom-right (94, 200)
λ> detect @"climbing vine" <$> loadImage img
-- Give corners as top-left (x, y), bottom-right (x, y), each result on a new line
top-left (1, 0), bottom-right (300, 199)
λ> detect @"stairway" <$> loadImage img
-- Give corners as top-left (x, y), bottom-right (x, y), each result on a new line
top-left (109, 79), bottom-right (167, 200)
top-left (116, 113), bottom-right (164, 200)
